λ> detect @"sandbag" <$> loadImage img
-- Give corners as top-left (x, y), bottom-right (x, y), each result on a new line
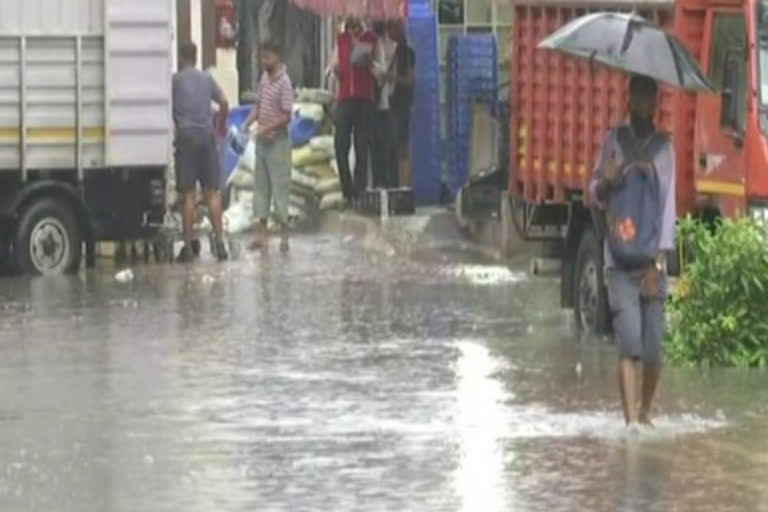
top-left (315, 177), bottom-right (341, 195)
top-left (288, 205), bottom-right (307, 222)
top-left (304, 163), bottom-right (337, 180)
top-left (238, 140), bottom-right (257, 172)
top-left (223, 198), bottom-right (253, 235)
top-left (295, 88), bottom-right (333, 105)
top-left (290, 116), bottom-right (319, 147)
top-left (291, 183), bottom-right (318, 203)
top-left (309, 135), bottom-right (334, 156)
top-left (291, 168), bottom-right (318, 189)
top-left (288, 193), bottom-right (309, 208)
top-left (289, 204), bottom-right (306, 218)
top-left (230, 168), bottom-right (255, 189)
top-left (292, 145), bottom-right (331, 167)
top-left (319, 191), bottom-right (344, 211)
top-left (292, 102), bottom-right (324, 123)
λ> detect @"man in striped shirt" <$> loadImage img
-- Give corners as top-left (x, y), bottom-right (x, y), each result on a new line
top-left (244, 41), bottom-right (294, 252)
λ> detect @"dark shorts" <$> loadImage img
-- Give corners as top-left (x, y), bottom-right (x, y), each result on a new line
top-left (175, 127), bottom-right (220, 192)
top-left (606, 268), bottom-right (668, 365)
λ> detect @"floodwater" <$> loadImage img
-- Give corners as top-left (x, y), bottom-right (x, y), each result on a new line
top-left (1, 233), bottom-right (767, 512)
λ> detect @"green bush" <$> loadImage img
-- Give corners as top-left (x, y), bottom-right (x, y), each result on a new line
top-left (666, 216), bottom-right (768, 367)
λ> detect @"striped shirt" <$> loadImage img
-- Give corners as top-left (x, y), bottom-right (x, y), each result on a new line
top-left (255, 65), bottom-right (294, 133)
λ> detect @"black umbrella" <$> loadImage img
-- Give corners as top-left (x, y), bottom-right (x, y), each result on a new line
top-left (538, 12), bottom-right (716, 93)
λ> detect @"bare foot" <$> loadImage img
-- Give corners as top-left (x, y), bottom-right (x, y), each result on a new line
top-left (249, 224), bottom-right (268, 252)
top-left (279, 236), bottom-right (290, 253)
top-left (638, 410), bottom-right (655, 428)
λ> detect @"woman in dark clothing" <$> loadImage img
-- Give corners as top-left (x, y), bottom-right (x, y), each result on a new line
top-left (387, 20), bottom-right (415, 187)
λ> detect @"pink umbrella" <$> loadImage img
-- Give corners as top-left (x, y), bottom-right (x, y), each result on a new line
top-left (289, 0), bottom-right (407, 19)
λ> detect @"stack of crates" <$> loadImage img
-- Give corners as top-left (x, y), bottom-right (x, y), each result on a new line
top-left (407, 0), bottom-right (442, 205)
top-left (446, 34), bottom-right (499, 195)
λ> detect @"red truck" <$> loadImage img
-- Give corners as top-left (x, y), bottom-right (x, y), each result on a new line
top-left (506, 0), bottom-right (766, 333)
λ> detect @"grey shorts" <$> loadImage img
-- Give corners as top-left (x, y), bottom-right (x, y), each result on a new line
top-left (606, 268), bottom-right (667, 365)
top-left (175, 127), bottom-right (220, 192)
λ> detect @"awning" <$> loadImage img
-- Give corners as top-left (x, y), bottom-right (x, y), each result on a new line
top-left (289, 0), bottom-right (407, 19)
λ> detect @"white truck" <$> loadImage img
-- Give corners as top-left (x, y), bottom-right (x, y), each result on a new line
top-left (0, 0), bottom-right (173, 274)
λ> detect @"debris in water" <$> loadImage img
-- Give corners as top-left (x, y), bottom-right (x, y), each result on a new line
top-left (143, 455), bottom-right (154, 466)
top-left (202, 274), bottom-right (215, 285)
top-left (575, 362), bottom-right (583, 377)
top-left (115, 269), bottom-right (134, 283)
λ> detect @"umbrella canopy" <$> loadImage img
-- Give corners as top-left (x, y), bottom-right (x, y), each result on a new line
top-left (289, 0), bottom-right (406, 19)
top-left (538, 12), bottom-right (715, 93)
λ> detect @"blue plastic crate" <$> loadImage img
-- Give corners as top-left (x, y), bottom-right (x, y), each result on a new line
top-left (406, 0), bottom-right (442, 205)
top-left (444, 34), bottom-right (499, 195)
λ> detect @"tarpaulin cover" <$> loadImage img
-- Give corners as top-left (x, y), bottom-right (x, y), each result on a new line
top-left (289, 0), bottom-right (407, 19)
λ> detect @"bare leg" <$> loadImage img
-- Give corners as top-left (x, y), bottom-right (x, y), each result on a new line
top-left (619, 358), bottom-right (639, 426)
top-left (279, 226), bottom-right (290, 253)
top-left (203, 188), bottom-right (224, 239)
top-left (250, 219), bottom-right (268, 251)
top-left (639, 363), bottom-right (662, 426)
top-left (399, 155), bottom-right (412, 188)
top-left (182, 191), bottom-right (196, 245)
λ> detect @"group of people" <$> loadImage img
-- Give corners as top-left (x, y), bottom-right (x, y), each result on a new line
top-left (174, 32), bottom-right (674, 428)
top-left (171, 17), bottom-right (415, 262)
top-left (330, 17), bottom-right (415, 205)
top-left (172, 40), bottom-right (295, 259)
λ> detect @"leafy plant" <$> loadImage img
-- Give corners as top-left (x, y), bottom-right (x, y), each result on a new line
top-left (666, 216), bottom-right (768, 367)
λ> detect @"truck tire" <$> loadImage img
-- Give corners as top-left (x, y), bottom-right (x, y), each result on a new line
top-left (15, 198), bottom-right (82, 275)
top-left (574, 229), bottom-right (610, 334)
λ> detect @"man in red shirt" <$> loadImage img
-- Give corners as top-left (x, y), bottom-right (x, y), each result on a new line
top-left (331, 18), bottom-right (378, 205)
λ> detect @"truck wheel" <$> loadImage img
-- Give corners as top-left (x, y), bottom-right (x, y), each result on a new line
top-left (16, 198), bottom-right (82, 275)
top-left (574, 229), bottom-right (610, 334)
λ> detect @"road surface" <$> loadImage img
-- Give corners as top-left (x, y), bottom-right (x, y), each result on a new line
top-left (0, 231), bottom-right (766, 511)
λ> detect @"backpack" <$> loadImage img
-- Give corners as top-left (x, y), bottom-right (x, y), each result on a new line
top-left (605, 126), bottom-right (668, 269)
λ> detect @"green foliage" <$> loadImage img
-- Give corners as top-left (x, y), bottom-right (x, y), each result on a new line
top-left (666, 216), bottom-right (768, 368)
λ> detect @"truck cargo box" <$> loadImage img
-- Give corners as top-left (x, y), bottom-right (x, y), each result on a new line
top-left (508, 0), bottom-right (700, 217)
top-left (0, 0), bottom-right (173, 176)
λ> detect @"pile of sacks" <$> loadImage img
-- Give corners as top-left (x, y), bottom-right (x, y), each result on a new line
top-left (290, 87), bottom-right (346, 214)
top-left (224, 87), bottom-right (346, 235)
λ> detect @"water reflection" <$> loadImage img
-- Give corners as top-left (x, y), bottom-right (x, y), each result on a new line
top-left (453, 341), bottom-right (514, 511)
top-left (0, 233), bottom-right (766, 511)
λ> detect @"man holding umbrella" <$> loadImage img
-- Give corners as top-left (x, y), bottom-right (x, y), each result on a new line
top-left (539, 12), bottom-right (715, 426)
top-left (590, 74), bottom-right (676, 427)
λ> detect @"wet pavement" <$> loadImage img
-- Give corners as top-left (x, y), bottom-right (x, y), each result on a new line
top-left (1, 231), bottom-right (768, 511)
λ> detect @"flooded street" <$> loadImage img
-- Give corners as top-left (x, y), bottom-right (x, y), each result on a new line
top-left (1, 231), bottom-right (767, 511)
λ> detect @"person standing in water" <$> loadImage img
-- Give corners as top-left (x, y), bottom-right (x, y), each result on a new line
top-left (243, 40), bottom-right (294, 252)
top-left (386, 20), bottom-right (415, 187)
top-left (172, 41), bottom-right (230, 262)
top-left (331, 17), bottom-right (378, 204)
top-left (589, 75), bottom-right (676, 427)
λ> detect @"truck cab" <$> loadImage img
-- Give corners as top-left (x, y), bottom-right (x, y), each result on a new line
top-left (694, 0), bottom-right (768, 221)
top-left (0, 0), bottom-right (172, 275)
top-left (504, 0), bottom-right (768, 334)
